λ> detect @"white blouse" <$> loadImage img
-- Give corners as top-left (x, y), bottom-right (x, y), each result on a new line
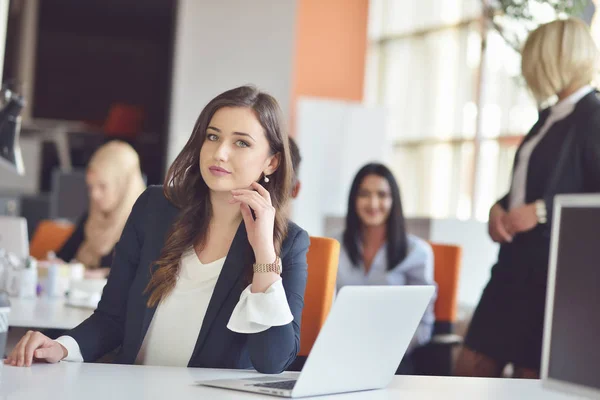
top-left (509, 85), bottom-right (594, 210)
top-left (56, 249), bottom-right (293, 366)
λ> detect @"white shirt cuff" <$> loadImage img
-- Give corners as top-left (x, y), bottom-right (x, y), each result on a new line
top-left (54, 336), bottom-right (84, 362)
top-left (227, 278), bottom-right (293, 334)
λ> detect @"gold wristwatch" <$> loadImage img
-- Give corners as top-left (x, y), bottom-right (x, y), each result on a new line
top-left (253, 256), bottom-right (282, 274)
top-left (535, 199), bottom-right (547, 224)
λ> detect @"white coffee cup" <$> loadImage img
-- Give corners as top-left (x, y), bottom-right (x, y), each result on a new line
top-left (17, 266), bottom-right (37, 298)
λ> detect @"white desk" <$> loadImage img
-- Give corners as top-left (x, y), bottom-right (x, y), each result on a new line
top-left (0, 362), bottom-right (584, 400)
top-left (8, 297), bottom-right (92, 330)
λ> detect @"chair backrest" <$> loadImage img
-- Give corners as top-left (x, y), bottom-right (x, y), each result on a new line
top-left (429, 243), bottom-right (462, 324)
top-left (29, 219), bottom-right (75, 260)
top-left (299, 236), bottom-right (340, 356)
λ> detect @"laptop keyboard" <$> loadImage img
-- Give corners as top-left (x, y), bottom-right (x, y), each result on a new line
top-left (254, 380), bottom-right (297, 390)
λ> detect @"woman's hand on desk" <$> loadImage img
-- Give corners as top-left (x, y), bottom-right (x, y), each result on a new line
top-left (4, 331), bottom-right (67, 367)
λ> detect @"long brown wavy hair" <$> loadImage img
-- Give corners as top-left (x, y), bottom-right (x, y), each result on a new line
top-left (145, 86), bottom-right (293, 307)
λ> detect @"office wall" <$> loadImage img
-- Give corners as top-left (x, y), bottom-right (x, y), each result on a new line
top-left (167, 0), bottom-right (370, 165)
top-left (290, 0), bottom-right (369, 130)
top-left (167, 0), bottom-right (298, 166)
top-left (287, 0), bottom-right (371, 234)
top-left (294, 98), bottom-right (390, 236)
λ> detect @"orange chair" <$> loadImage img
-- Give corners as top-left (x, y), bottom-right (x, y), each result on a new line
top-left (413, 243), bottom-right (462, 375)
top-left (430, 243), bottom-right (462, 326)
top-left (29, 220), bottom-right (75, 260)
top-left (288, 236), bottom-right (340, 370)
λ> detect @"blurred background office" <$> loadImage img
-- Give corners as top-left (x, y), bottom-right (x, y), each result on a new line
top-left (0, 0), bottom-right (599, 377)
top-left (55, 140), bottom-right (146, 278)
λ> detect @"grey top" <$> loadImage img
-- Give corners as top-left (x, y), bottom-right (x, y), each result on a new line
top-left (334, 233), bottom-right (437, 353)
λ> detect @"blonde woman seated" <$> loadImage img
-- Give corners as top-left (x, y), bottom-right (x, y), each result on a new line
top-left (56, 141), bottom-right (146, 279)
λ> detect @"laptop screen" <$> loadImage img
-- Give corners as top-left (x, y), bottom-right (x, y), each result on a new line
top-left (546, 205), bottom-right (600, 393)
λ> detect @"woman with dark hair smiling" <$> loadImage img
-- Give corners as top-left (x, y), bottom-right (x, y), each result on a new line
top-left (335, 163), bottom-right (436, 374)
top-left (6, 86), bottom-right (309, 374)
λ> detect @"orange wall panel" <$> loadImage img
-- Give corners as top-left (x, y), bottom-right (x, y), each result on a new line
top-left (291, 0), bottom-right (369, 132)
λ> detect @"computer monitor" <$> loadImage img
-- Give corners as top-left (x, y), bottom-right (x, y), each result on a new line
top-left (542, 194), bottom-right (600, 399)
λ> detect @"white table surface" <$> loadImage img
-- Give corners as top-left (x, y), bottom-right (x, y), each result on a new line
top-left (0, 362), bottom-right (584, 400)
top-left (8, 297), bottom-right (93, 330)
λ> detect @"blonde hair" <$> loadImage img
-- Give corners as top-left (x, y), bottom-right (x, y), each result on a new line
top-left (521, 17), bottom-right (600, 103)
top-left (75, 141), bottom-right (146, 268)
top-left (88, 140), bottom-right (141, 182)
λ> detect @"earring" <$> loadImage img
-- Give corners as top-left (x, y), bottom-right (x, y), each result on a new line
top-left (264, 175), bottom-right (270, 183)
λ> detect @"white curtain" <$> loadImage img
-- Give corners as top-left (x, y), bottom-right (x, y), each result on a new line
top-left (366, 0), bottom-right (538, 220)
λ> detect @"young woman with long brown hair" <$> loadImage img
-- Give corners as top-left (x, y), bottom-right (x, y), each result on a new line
top-left (6, 86), bottom-right (310, 373)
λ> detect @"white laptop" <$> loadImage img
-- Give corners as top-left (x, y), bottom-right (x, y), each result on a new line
top-left (541, 194), bottom-right (600, 399)
top-left (0, 216), bottom-right (29, 259)
top-left (201, 285), bottom-right (435, 398)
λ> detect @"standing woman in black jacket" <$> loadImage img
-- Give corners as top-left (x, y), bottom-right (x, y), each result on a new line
top-left (456, 17), bottom-right (600, 378)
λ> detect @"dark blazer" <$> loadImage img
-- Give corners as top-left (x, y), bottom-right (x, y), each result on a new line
top-left (56, 213), bottom-right (114, 268)
top-left (66, 186), bottom-right (310, 374)
top-left (498, 90), bottom-right (600, 229)
top-left (493, 90), bottom-right (600, 285)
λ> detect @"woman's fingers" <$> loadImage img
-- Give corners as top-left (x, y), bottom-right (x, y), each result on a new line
top-left (489, 217), bottom-right (512, 243)
top-left (239, 202), bottom-right (254, 225)
top-left (231, 189), bottom-right (268, 203)
top-left (16, 331), bottom-right (34, 366)
top-left (34, 341), bottom-right (64, 364)
top-left (489, 227), bottom-right (500, 242)
top-left (496, 221), bottom-right (513, 243)
top-left (489, 218), bottom-right (501, 242)
top-left (232, 186), bottom-right (272, 206)
top-left (23, 331), bottom-right (49, 366)
top-left (230, 184), bottom-right (274, 222)
top-left (231, 193), bottom-right (271, 215)
top-left (250, 181), bottom-right (272, 203)
top-left (6, 331), bottom-right (54, 367)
